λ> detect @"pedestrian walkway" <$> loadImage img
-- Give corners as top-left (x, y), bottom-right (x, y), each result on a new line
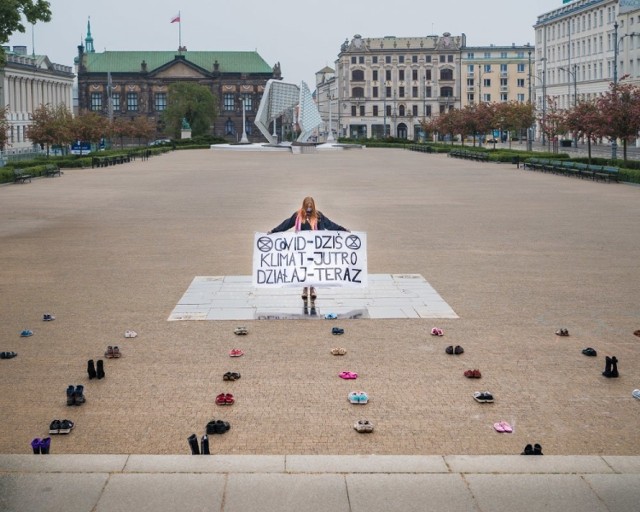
top-left (1, 454), bottom-right (639, 512)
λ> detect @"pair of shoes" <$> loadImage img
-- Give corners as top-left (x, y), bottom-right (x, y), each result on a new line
top-left (104, 346), bottom-right (122, 358)
top-left (42, 314), bottom-right (55, 321)
top-left (301, 287), bottom-right (308, 300)
top-left (223, 372), bottom-right (241, 381)
top-left (87, 360), bottom-right (105, 379)
top-left (229, 348), bottom-right (244, 357)
top-left (354, 420), bottom-right (374, 433)
top-left (66, 385), bottom-right (86, 406)
top-left (339, 371), bottom-right (358, 380)
top-left (473, 391), bottom-right (494, 403)
top-left (555, 328), bottom-right (570, 336)
top-left (20, 330), bottom-right (33, 337)
top-left (348, 391), bottom-right (369, 404)
top-left (431, 327), bottom-right (444, 336)
top-left (30, 437), bottom-right (51, 454)
top-left (187, 434), bottom-right (211, 455)
top-left (464, 369), bottom-right (482, 378)
top-left (124, 330), bottom-right (137, 338)
top-left (445, 345), bottom-right (464, 355)
top-left (494, 421), bottom-right (513, 433)
top-left (49, 419), bottom-right (74, 435)
top-left (0, 352), bottom-right (17, 359)
top-left (324, 313), bottom-right (337, 320)
top-left (581, 347), bottom-right (597, 356)
top-left (521, 443), bottom-right (543, 455)
top-left (330, 347), bottom-right (347, 356)
top-left (234, 326), bottom-right (248, 335)
top-left (215, 393), bottom-right (235, 405)
top-left (602, 356), bottom-right (619, 378)
top-left (206, 420), bottom-right (231, 435)
top-left (332, 327), bottom-right (345, 335)
top-left (634, 330), bottom-right (640, 337)
top-left (633, 389), bottom-right (640, 400)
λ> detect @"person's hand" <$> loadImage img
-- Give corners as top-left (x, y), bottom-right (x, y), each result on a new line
top-left (267, 230), bottom-right (272, 235)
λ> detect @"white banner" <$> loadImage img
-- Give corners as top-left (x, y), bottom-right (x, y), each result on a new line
top-left (252, 231), bottom-right (367, 288)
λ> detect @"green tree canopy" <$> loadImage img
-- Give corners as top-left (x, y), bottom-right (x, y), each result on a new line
top-left (0, 106), bottom-right (9, 150)
top-left (163, 82), bottom-right (217, 138)
top-left (0, 1), bottom-right (52, 65)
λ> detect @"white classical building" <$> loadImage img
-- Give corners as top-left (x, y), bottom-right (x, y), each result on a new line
top-left (534, 0), bottom-right (640, 112)
top-left (0, 46), bottom-right (74, 155)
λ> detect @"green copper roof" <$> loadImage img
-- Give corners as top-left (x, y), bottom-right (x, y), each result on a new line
top-left (83, 51), bottom-right (273, 74)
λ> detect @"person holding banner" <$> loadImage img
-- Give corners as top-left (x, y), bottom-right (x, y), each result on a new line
top-left (267, 196), bottom-right (349, 301)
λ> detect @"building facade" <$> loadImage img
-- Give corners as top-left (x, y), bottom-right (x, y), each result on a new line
top-left (75, 25), bottom-right (280, 142)
top-left (317, 33), bottom-right (466, 141)
top-left (460, 44), bottom-right (534, 107)
top-left (0, 45), bottom-right (74, 154)
top-left (533, 0), bottom-right (640, 115)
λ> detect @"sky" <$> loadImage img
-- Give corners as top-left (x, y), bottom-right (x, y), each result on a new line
top-left (7, 0), bottom-right (564, 85)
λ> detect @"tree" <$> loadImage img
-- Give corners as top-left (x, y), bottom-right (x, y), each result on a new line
top-left (565, 99), bottom-right (603, 163)
top-left (0, 106), bottom-right (9, 150)
top-left (539, 97), bottom-right (567, 153)
top-left (28, 104), bottom-right (73, 155)
top-left (163, 82), bottom-right (217, 137)
top-left (131, 116), bottom-right (156, 145)
top-left (0, 1), bottom-right (52, 65)
top-left (597, 81), bottom-right (640, 162)
top-left (69, 111), bottom-right (108, 155)
top-left (495, 101), bottom-right (535, 148)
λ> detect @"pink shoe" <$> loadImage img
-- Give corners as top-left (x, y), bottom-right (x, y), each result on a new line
top-left (339, 371), bottom-right (358, 379)
top-left (494, 421), bottom-right (513, 433)
top-left (229, 349), bottom-right (244, 357)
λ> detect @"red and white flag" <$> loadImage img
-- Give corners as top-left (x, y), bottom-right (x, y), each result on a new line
top-left (170, 14), bottom-right (180, 23)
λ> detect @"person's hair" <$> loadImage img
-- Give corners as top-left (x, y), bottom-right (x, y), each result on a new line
top-left (295, 196), bottom-right (319, 230)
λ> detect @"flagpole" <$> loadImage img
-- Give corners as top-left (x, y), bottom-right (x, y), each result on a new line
top-left (178, 11), bottom-right (182, 52)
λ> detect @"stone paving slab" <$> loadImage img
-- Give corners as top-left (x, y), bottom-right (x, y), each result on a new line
top-left (445, 454), bottom-right (614, 474)
top-left (124, 454), bottom-right (284, 473)
top-left (286, 454), bottom-right (448, 473)
top-left (582, 474), bottom-right (640, 512)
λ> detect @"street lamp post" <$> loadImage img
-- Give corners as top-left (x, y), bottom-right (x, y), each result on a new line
top-left (559, 64), bottom-right (578, 147)
top-left (383, 89), bottom-right (387, 138)
top-left (240, 95), bottom-right (249, 144)
top-left (613, 21), bottom-right (619, 161)
top-left (527, 45), bottom-right (533, 151)
top-left (327, 92), bottom-right (335, 142)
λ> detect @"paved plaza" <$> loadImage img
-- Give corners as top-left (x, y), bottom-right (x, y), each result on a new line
top-left (0, 147), bottom-right (639, 510)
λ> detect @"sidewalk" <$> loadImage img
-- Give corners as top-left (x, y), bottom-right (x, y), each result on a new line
top-left (1, 454), bottom-right (639, 512)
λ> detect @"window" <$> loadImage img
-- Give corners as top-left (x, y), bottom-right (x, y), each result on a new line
top-left (484, 64), bottom-right (492, 73)
top-left (448, 55), bottom-right (453, 62)
top-left (425, 105), bottom-right (432, 116)
top-left (412, 69), bottom-right (418, 80)
top-left (126, 92), bottom-right (138, 111)
top-left (412, 105), bottom-right (418, 116)
top-left (500, 78), bottom-right (508, 86)
top-left (372, 56), bottom-right (378, 64)
top-left (373, 105), bottom-right (378, 116)
top-left (467, 92), bottom-right (475, 103)
top-left (399, 87), bottom-right (405, 98)
top-left (500, 64), bottom-right (508, 73)
top-left (425, 56), bottom-right (431, 63)
top-left (359, 56), bottom-right (364, 64)
top-left (112, 93), bottom-right (120, 112)
top-left (412, 86), bottom-right (418, 97)
top-left (242, 94), bottom-right (252, 111)
top-left (483, 78), bottom-right (491, 87)
top-left (412, 55), bottom-right (418, 63)
top-left (352, 69), bottom-right (364, 81)
top-left (360, 105), bottom-right (365, 116)
top-left (386, 105), bottom-right (391, 116)
top-left (483, 93), bottom-right (491, 102)
top-left (385, 56), bottom-right (391, 64)
top-left (351, 56), bottom-right (356, 64)
top-left (399, 56), bottom-right (404, 63)
top-left (399, 105), bottom-right (405, 116)
top-left (90, 92), bottom-right (102, 111)
top-left (517, 63), bottom-right (525, 72)
top-left (440, 86), bottom-right (453, 97)
top-left (425, 69), bottom-right (432, 80)
top-left (439, 55), bottom-right (446, 63)
top-left (467, 52), bottom-right (475, 59)
top-left (224, 119), bottom-right (235, 135)
top-left (155, 92), bottom-right (167, 111)
top-left (399, 70), bottom-right (405, 81)
top-left (385, 86), bottom-right (391, 97)
top-left (500, 93), bottom-right (508, 101)
top-left (484, 52), bottom-right (491, 58)
top-left (426, 86), bottom-right (432, 97)
top-left (372, 86), bottom-right (378, 98)
top-left (351, 105), bottom-right (357, 116)
top-left (467, 78), bottom-right (475, 87)
top-left (372, 70), bottom-right (378, 81)
top-left (501, 52), bottom-right (508, 59)
top-left (385, 70), bottom-right (391, 81)
top-left (440, 69), bottom-right (453, 80)
top-left (517, 93), bottom-right (525, 102)
top-left (224, 93), bottom-right (234, 111)
top-left (352, 87), bottom-right (364, 97)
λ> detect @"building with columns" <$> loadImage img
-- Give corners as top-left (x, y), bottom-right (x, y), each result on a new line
top-left (0, 45), bottom-right (74, 154)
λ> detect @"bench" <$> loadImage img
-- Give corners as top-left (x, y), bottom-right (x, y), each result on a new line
top-left (44, 164), bottom-right (61, 177)
top-left (593, 166), bottom-right (619, 182)
top-left (13, 169), bottom-right (32, 183)
top-left (448, 149), bottom-right (489, 162)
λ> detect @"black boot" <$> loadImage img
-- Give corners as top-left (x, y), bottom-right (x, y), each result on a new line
top-left (87, 360), bottom-right (97, 379)
top-left (602, 356), bottom-right (612, 377)
top-left (610, 356), bottom-right (619, 378)
top-left (187, 434), bottom-right (199, 455)
top-left (96, 360), bottom-right (105, 379)
top-left (200, 435), bottom-right (210, 455)
top-left (74, 385), bottom-right (86, 405)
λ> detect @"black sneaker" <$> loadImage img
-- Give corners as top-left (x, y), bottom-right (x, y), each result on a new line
top-left (59, 419), bottom-right (74, 434)
top-left (521, 444), bottom-right (534, 455)
top-left (49, 420), bottom-right (61, 435)
top-left (533, 443), bottom-right (543, 455)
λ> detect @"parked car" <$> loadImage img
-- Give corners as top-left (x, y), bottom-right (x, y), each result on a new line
top-left (149, 139), bottom-right (171, 146)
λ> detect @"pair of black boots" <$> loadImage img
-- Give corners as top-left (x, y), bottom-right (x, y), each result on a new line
top-left (87, 359), bottom-right (105, 379)
top-left (521, 443), bottom-right (543, 455)
top-left (602, 356), bottom-right (619, 378)
top-left (188, 434), bottom-right (210, 455)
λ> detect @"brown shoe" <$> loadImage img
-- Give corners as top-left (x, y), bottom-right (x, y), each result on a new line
top-left (301, 287), bottom-right (308, 300)
top-left (104, 346), bottom-right (114, 359)
top-left (310, 287), bottom-right (317, 300)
